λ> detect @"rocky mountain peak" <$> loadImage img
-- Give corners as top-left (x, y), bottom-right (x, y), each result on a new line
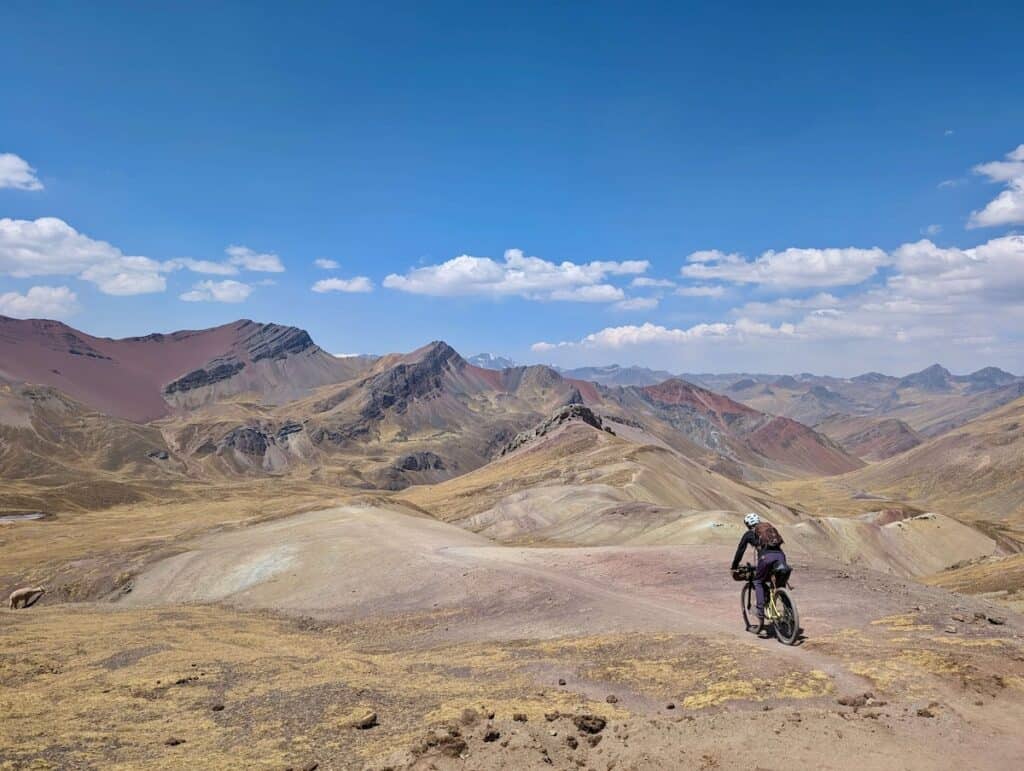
top-left (501, 404), bottom-right (613, 455)
top-left (899, 364), bottom-right (953, 392)
top-left (467, 353), bottom-right (517, 370)
top-left (642, 378), bottom-right (754, 416)
top-left (239, 323), bottom-right (317, 361)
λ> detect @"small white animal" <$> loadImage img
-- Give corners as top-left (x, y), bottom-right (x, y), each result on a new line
top-left (8, 586), bottom-right (45, 609)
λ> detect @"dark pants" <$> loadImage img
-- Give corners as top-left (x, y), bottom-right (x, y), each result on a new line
top-left (754, 550), bottom-right (785, 620)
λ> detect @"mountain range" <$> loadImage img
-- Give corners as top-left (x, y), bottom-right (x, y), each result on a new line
top-left (4, 314), bottom-right (1022, 771)
top-left (3, 314), bottom-right (1022, 560)
top-left (2, 316), bottom-right (1019, 491)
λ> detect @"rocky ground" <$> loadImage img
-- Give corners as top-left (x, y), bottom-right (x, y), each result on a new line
top-left (2, 505), bottom-right (1022, 770)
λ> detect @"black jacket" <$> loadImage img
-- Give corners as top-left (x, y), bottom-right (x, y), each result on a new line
top-left (731, 528), bottom-right (784, 570)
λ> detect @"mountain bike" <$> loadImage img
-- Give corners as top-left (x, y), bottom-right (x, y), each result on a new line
top-left (734, 562), bottom-right (800, 645)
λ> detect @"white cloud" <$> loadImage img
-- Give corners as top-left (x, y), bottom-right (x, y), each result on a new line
top-left (944, 129), bottom-right (955, 136)
top-left (81, 258), bottom-right (168, 295)
top-left (733, 292), bottom-right (841, 318)
top-left (179, 279), bottom-right (253, 303)
top-left (0, 153), bottom-right (43, 191)
top-left (532, 320), bottom-right (796, 351)
top-left (311, 276), bottom-right (373, 293)
top-left (164, 257), bottom-right (239, 276)
top-left (226, 245), bottom-right (285, 272)
top-left (686, 249), bottom-right (735, 264)
top-left (675, 285), bottom-right (725, 298)
top-left (921, 224), bottom-right (942, 236)
top-left (889, 236), bottom-right (1024, 303)
top-left (614, 296), bottom-right (659, 311)
top-left (967, 144), bottom-right (1024, 228)
top-left (383, 248), bottom-right (648, 303)
top-left (681, 246), bottom-right (888, 288)
top-left (314, 258), bottom-right (339, 270)
top-left (631, 277), bottom-right (675, 288)
top-left (530, 308), bottom-right (893, 352)
top-left (549, 284), bottom-right (625, 302)
top-left (0, 285), bottom-right (78, 319)
top-left (938, 178), bottom-right (964, 189)
top-left (973, 144), bottom-right (1024, 183)
top-left (0, 217), bottom-right (166, 295)
top-left (794, 308), bottom-right (884, 340)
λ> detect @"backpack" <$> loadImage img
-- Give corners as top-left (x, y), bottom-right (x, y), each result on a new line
top-left (753, 521), bottom-right (784, 549)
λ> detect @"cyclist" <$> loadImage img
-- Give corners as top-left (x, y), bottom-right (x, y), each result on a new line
top-left (730, 512), bottom-right (786, 637)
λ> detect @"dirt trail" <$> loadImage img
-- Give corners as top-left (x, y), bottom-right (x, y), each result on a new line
top-left (123, 504), bottom-right (1014, 702)
top-left (439, 543), bottom-right (871, 694)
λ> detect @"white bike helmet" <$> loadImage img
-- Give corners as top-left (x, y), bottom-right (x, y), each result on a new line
top-left (744, 512), bottom-right (761, 527)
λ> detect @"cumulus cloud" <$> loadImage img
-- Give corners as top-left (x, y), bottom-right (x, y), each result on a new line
top-left (889, 236), bottom-right (1024, 303)
top-left (0, 285), bottom-right (78, 319)
top-left (0, 217), bottom-right (166, 295)
top-left (676, 234), bottom-right (1024, 365)
top-left (681, 246), bottom-right (888, 288)
top-left (686, 249), bottom-right (735, 264)
top-left (383, 248), bottom-right (648, 302)
top-left (530, 308), bottom-right (895, 352)
top-left (311, 276), bottom-right (374, 293)
top-left (164, 257), bottom-right (239, 275)
top-left (0, 153), bottom-right (43, 191)
top-left (921, 224), bottom-right (942, 236)
top-left (968, 144), bottom-right (1024, 228)
top-left (614, 296), bottom-right (659, 311)
top-left (549, 284), bottom-right (625, 302)
top-left (314, 258), bottom-right (340, 270)
top-left (532, 319), bottom-right (795, 351)
top-left (226, 245), bottom-right (285, 272)
top-left (734, 292), bottom-right (841, 318)
top-left (179, 279), bottom-right (253, 303)
top-left (631, 277), bottom-right (675, 288)
top-left (675, 285), bottom-right (725, 298)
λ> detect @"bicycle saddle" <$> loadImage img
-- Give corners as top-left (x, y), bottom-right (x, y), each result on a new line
top-left (772, 563), bottom-right (792, 585)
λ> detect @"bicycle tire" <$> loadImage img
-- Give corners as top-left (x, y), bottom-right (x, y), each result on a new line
top-left (740, 582), bottom-right (760, 632)
top-left (773, 588), bottom-right (800, 645)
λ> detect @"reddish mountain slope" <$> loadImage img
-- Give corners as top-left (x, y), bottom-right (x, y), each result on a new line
top-left (604, 378), bottom-right (862, 479)
top-left (0, 316), bottom-right (364, 422)
top-left (814, 415), bottom-right (923, 461)
top-left (641, 379), bottom-right (757, 421)
top-left (844, 394), bottom-right (1024, 524)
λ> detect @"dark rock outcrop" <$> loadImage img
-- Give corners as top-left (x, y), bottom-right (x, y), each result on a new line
top-left (398, 452), bottom-right (447, 472)
top-left (501, 404), bottom-right (612, 455)
top-left (222, 427), bottom-right (270, 456)
top-left (276, 422), bottom-right (304, 441)
top-left (242, 323), bottom-right (317, 362)
top-left (164, 361), bottom-right (246, 395)
top-left (362, 342), bottom-right (462, 421)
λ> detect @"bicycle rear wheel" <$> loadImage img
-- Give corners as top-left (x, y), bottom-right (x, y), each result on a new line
top-left (740, 583), bottom-right (759, 632)
top-left (773, 588), bottom-right (799, 645)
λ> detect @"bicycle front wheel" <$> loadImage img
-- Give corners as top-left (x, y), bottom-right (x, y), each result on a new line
top-left (741, 583), bottom-right (759, 632)
top-left (773, 588), bottom-right (800, 645)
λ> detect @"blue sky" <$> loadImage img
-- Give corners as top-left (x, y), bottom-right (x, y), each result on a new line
top-left (2, 1), bottom-right (1023, 375)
